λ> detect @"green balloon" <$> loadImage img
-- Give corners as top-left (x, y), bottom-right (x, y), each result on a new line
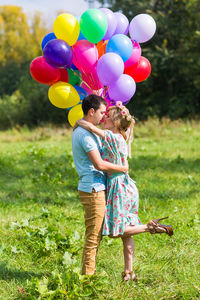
top-left (68, 69), bottom-right (81, 86)
top-left (80, 9), bottom-right (108, 44)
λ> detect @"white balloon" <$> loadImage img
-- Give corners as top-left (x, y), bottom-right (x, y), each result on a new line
top-left (129, 14), bottom-right (156, 43)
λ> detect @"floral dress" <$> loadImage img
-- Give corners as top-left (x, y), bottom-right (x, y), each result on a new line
top-left (102, 130), bottom-right (141, 236)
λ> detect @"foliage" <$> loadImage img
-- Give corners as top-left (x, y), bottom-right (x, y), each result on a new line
top-left (0, 120), bottom-right (200, 299)
top-left (0, 2), bottom-right (200, 126)
top-left (93, 0), bottom-right (200, 119)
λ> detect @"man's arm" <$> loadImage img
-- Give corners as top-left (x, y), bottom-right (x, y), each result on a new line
top-left (87, 149), bottom-right (128, 173)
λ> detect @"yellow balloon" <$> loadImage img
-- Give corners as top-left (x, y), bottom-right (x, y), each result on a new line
top-left (48, 82), bottom-right (80, 109)
top-left (68, 104), bottom-right (84, 127)
top-left (53, 13), bottom-right (80, 46)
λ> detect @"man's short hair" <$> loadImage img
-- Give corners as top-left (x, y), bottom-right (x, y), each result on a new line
top-left (82, 95), bottom-right (107, 115)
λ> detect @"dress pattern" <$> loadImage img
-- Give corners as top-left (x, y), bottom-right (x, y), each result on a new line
top-left (102, 130), bottom-right (141, 236)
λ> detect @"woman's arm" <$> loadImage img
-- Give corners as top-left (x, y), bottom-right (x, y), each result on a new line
top-left (76, 119), bottom-right (105, 139)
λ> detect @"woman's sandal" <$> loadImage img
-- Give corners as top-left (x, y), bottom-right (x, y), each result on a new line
top-left (147, 217), bottom-right (174, 236)
top-left (122, 271), bottom-right (138, 282)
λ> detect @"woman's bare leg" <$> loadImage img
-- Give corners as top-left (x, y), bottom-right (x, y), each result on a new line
top-left (121, 236), bottom-right (134, 278)
top-left (109, 223), bottom-right (166, 238)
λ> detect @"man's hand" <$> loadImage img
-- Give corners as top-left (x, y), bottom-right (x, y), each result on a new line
top-left (124, 160), bottom-right (129, 173)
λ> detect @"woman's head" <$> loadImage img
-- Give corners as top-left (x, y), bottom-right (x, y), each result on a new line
top-left (104, 101), bottom-right (135, 140)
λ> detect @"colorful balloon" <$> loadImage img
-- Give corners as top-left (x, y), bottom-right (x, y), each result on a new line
top-left (125, 56), bottom-right (151, 82)
top-left (106, 34), bottom-right (133, 62)
top-left (108, 74), bottom-right (136, 103)
top-left (96, 40), bottom-right (108, 58)
top-left (68, 104), bottom-right (84, 127)
top-left (80, 9), bottom-right (108, 44)
top-left (97, 53), bottom-right (124, 86)
top-left (114, 12), bottom-right (129, 35)
top-left (78, 30), bottom-right (86, 41)
top-left (99, 8), bottom-right (117, 40)
top-left (41, 32), bottom-right (56, 50)
top-left (59, 69), bottom-right (69, 83)
top-left (129, 14), bottom-right (156, 43)
top-left (53, 13), bottom-right (80, 46)
top-left (124, 41), bottom-right (142, 68)
top-left (43, 39), bottom-right (73, 68)
top-left (30, 56), bottom-right (60, 85)
top-left (48, 82), bottom-right (80, 108)
top-left (73, 40), bottom-right (98, 74)
top-left (68, 69), bottom-right (81, 86)
top-left (74, 85), bottom-right (88, 100)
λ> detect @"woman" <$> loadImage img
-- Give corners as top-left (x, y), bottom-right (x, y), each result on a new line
top-left (76, 101), bottom-right (173, 281)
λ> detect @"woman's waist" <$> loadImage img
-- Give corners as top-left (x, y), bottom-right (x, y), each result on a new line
top-left (107, 172), bottom-right (125, 179)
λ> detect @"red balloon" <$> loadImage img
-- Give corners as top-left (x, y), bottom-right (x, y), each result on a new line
top-left (30, 56), bottom-right (61, 85)
top-left (59, 68), bottom-right (69, 83)
top-left (125, 56), bottom-right (151, 83)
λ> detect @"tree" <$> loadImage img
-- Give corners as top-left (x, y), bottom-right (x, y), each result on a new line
top-left (87, 0), bottom-right (200, 119)
top-left (0, 5), bottom-right (48, 96)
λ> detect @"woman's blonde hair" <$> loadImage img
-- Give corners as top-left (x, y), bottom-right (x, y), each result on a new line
top-left (107, 106), bottom-right (133, 140)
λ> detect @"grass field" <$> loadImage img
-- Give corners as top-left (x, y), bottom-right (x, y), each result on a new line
top-left (0, 119), bottom-right (200, 299)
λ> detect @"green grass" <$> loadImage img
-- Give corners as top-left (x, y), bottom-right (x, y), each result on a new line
top-left (0, 119), bottom-right (200, 299)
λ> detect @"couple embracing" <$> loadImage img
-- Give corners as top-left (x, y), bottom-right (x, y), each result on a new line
top-left (72, 95), bottom-right (173, 281)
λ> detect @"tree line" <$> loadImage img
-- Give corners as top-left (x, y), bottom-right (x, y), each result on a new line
top-left (96, 0), bottom-right (200, 119)
top-left (0, 2), bottom-right (200, 129)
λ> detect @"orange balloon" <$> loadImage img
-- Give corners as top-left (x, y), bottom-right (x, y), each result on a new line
top-left (96, 40), bottom-right (108, 58)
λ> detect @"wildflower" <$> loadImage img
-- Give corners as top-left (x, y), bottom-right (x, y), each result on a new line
top-left (121, 110), bottom-right (127, 116)
top-left (115, 101), bottom-right (123, 108)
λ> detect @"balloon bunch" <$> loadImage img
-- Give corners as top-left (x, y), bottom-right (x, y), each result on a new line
top-left (30, 9), bottom-right (156, 126)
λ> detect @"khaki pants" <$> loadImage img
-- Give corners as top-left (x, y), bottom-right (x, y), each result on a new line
top-left (78, 189), bottom-right (106, 275)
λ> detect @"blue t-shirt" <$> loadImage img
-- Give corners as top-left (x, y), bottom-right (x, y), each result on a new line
top-left (72, 126), bottom-right (106, 193)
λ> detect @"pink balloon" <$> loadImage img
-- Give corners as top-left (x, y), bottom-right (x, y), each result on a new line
top-left (124, 41), bottom-right (142, 68)
top-left (82, 66), bottom-right (103, 91)
top-left (73, 40), bottom-right (98, 74)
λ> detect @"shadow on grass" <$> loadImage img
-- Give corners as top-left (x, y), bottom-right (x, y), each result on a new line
top-left (0, 153), bottom-right (199, 207)
top-left (0, 261), bottom-right (43, 281)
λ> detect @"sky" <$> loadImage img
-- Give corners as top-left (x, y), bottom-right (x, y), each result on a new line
top-left (0, 0), bottom-right (101, 26)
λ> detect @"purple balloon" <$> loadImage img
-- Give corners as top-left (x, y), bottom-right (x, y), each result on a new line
top-left (108, 74), bottom-right (136, 102)
top-left (43, 39), bottom-right (73, 68)
top-left (129, 14), bottom-right (156, 43)
top-left (114, 12), bottom-right (129, 35)
top-left (97, 53), bottom-right (124, 86)
top-left (99, 8), bottom-right (117, 40)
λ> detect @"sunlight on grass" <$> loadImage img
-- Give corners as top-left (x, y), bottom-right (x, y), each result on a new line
top-left (0, 119), bottom-right (200, 299)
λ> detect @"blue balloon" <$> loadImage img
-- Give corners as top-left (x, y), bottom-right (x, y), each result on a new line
top-left (41, 32), bottom-right (57, 50)
top-left (71, 63), bottom-right (78, 70)
top-left (106, 34), bottom-right (133, 62)
top-left (67, 101), bottom-right (82, 111)
top-left (78, 30), bottom-right (86, 41)
top-left (74, 85), bottom-right (88, 100)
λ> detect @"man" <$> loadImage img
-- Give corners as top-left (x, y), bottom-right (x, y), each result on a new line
top-left (72, 95), bottom-right (128, 275)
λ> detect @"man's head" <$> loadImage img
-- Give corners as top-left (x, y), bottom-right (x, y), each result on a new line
top-left (82, 95), bottom-right (107, 125)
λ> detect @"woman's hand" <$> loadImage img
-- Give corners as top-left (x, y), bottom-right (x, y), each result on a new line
top-left (77, 119), bottom-right (94, 131)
